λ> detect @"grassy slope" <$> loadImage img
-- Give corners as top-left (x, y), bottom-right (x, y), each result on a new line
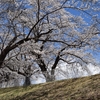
top-left (0, 74), bottom-right (100, 100)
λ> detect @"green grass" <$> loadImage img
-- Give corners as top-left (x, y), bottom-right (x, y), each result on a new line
top-left (0, 74), bottom-right (100, 100)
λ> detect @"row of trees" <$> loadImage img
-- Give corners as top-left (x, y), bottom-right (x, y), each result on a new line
top-left (0, 0), bottom-right (100, 87)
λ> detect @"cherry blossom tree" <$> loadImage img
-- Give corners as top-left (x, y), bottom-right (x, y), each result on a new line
top-left (0, 67), bottom-right (20, 87)
top-left (0, 0), bottom-right (100, 84)
top-left (3, 50), bottom-right (39, 86)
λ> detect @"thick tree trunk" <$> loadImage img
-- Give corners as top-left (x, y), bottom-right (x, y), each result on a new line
top-left (42, 69), bottom-right (55, 82)
top-left (51, 69), bottom-right (55, 81)
top-left (0, 49), bottom-right (10, 68)
top-left (0, 55), bottom-right (5, 68)
top-left (23, 76), bottom-right (31, 86)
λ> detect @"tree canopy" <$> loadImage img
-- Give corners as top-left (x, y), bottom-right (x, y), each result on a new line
top-left (0, 0), bottom-right (100, 87)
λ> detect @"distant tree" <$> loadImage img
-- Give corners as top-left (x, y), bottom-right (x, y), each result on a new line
top-left (0, 0), bottom-right (100, 84)
top-left (0, 68), bottom-right (20, 87)
top-left (4, 52), bottom-right (39, 86)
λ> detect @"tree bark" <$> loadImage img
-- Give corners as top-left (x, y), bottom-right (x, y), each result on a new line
top-left (0, 48), bottom-right (10, 68)
top-left (23, 76), bottom-right (31, 86)
top-left (42, 69), bottom-right (55, 82)
top-left (51, 69), bottom-right (55, 81)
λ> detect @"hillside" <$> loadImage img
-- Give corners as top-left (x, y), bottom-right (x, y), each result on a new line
top-left (0, 74), bottom-right (100, 100)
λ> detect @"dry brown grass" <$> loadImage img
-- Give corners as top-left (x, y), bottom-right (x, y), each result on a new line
top-left (0, 74), bottom-right (100, 100)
